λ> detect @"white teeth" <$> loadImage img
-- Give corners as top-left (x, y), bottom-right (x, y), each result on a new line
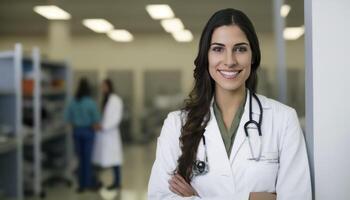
top-left (220, 71), bottom-right (238, 76)
top-left (218, 70), bottom-right (241, 79)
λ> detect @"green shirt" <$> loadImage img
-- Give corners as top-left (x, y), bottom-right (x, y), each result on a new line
top-left (213, 92), bottom-right (246, 157)
top-left (64, 96), bottom-right (100, 127)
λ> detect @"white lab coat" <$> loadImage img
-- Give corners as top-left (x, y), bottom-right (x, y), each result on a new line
top-left (93, 94), bottom-right (123, 167)
top-left (148, 91), bottom-right (312, 200)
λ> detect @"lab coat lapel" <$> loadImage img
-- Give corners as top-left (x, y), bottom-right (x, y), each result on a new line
top-left (229, 90), bottom-right (250, 164)
top-left (204, 107), bottom-right (233, 176)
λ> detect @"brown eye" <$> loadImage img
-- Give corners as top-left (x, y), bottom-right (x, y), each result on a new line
top-left (212, 46), bottom-right (224, 52)
top-left (234, 46), bottom-right (248, 53)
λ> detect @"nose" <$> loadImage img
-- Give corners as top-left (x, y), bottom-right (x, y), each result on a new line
top-left (224, 51), bottom-right (237, 68)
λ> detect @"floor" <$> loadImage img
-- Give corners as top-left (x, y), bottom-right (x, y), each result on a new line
top-left (25, 140), bottom-right (157, 200)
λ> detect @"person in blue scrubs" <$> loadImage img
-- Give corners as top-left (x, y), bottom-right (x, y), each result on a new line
top-left (65, 78), bottom-right (100, 192)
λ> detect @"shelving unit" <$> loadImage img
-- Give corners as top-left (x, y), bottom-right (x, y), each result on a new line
top-left (37, 57), bottom-right (73, 194)
top-left (21, 48), bottom-right (43, 197)
top-left (0, 44), bottom-right (73, 199)
top-left (0, 44), bottom-right (24, 200)
top-left (29, 52), bottom-right (73, 197)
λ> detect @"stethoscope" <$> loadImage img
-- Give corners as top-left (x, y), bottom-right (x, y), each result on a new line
top-left (192, 90), bottom-right (263, 176)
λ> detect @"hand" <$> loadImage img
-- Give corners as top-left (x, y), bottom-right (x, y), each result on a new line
top-left (249, 192), bottom-right (276, 200)
top-left (93, 124), bottom-right (102, 131)
top-left (168, 174), bottom-right (198, 197)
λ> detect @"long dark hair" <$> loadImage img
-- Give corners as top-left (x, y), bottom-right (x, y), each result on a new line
top-left (178, 8), bottom-right (261, 182)
top-left (75, 77), bottom-right (91, 101)
top-left (101, 79), bottom-right (114, 110)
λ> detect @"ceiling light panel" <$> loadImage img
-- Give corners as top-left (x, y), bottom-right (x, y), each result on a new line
top-left (281, 4), bottom-right (291, 18)
top-left (146, 4), bottom-right (174, 20)
top-left (161, 18), bottom-right (184, 33)
top-left (83, 19), bottom-right (114, 33)
top-left (172, 30), bottom-right (193, 42)
top-left (34, 5), bottom-right (71, 20)
top-left (108, 29), bottom-right (134, 42)
top-left (284, 26), bottom-right (305, 40)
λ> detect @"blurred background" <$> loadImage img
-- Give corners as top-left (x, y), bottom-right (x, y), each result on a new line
top-left (0, 0), bottom-right (305, 199)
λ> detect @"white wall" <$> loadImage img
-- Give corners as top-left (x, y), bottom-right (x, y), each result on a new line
top-left (305, 0), bottom-right (350, 199)
top-left (0, 32), bottom-right (305, 139)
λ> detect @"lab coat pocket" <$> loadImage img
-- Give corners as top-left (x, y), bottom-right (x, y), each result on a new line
top-left (259, 152), bottom-right (279, 164)
top-left (246, 154), bottom-right (279, 192)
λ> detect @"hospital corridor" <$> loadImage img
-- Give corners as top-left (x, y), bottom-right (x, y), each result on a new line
top-left (1, 0), bottom-right (350, 200)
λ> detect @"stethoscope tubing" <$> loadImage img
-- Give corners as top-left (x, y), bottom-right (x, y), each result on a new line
top-left (194, 90), bottom-right (264, 175)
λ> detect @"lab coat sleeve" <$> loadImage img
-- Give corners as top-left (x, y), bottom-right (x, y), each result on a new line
top-left (101, 96), bottom-right (123, 132)
top-left (148, 112), bottom-right (200, 200)
top-left (276, 109), bottom-right (312, 200)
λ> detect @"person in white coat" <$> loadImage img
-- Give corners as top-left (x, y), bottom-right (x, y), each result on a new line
top-left (93, 79), bottom-right (123, 198)
top-left (148, 8), bottom-right (312, 200)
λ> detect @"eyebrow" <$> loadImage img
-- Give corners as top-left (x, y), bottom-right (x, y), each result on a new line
top-left (210, 42), bottom-right (249, 47)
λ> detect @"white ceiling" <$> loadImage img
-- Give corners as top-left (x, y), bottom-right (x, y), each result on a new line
top-left (0, 0), bottom-right (304, 36)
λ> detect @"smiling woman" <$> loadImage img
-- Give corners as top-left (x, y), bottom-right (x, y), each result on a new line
top-left (148, 8), bottom-right (311, 200)
top-left (208, 25), bottom-right (252, 94)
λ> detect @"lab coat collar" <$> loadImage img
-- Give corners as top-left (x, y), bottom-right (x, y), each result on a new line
top-left (210, 90), bottom-right (271, 115)
top-left (245, 90), bottom-right (271, 114)
top-left (208, 90), bottom-right (271, 164)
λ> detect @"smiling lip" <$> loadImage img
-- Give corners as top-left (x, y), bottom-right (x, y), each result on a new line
top-left (218, 69), bottom-right (242, 79)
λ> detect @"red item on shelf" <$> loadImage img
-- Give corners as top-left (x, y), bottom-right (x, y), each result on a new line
top-left (22, 79), bottom-right (34, 96)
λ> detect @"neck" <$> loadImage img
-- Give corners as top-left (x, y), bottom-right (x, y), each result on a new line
top-left (215, 86), bottom-right (246, 114)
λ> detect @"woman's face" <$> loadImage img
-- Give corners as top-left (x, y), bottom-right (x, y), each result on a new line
top-left (208, 25), bottom-right (252, 94)
top-left (102, 82), bottom-right (108, 95)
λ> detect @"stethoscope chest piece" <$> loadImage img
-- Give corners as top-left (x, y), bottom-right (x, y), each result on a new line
top-left (193, 160), bottom-right (209, 176)
top-left (193, 135), bottom-right (209, 176)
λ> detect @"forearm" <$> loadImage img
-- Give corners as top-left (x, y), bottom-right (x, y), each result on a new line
top-left (249, 192), bottom-right (276, 200)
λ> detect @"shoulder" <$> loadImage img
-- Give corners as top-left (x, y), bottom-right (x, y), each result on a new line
top-left (159, 110), bottom-right (184, 140)
top-left (69, 99), bottom-right (80, 107)
top-left (166, 110), bottom-right (184, 124)
top-left (68, 99), bottom-right (76, 106)
top-left (257, 94), bottom-right (297, 117)
top-left (83, 97), bottom-right (97, 106)
top-left (85, 97), bottom-right (94, 103)
top-left (257, 94), bottom-right (300, 132)
top-left (109, 94), bottom-right (122, 104)
top-left (66, 100), bottom-right (75, 110)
